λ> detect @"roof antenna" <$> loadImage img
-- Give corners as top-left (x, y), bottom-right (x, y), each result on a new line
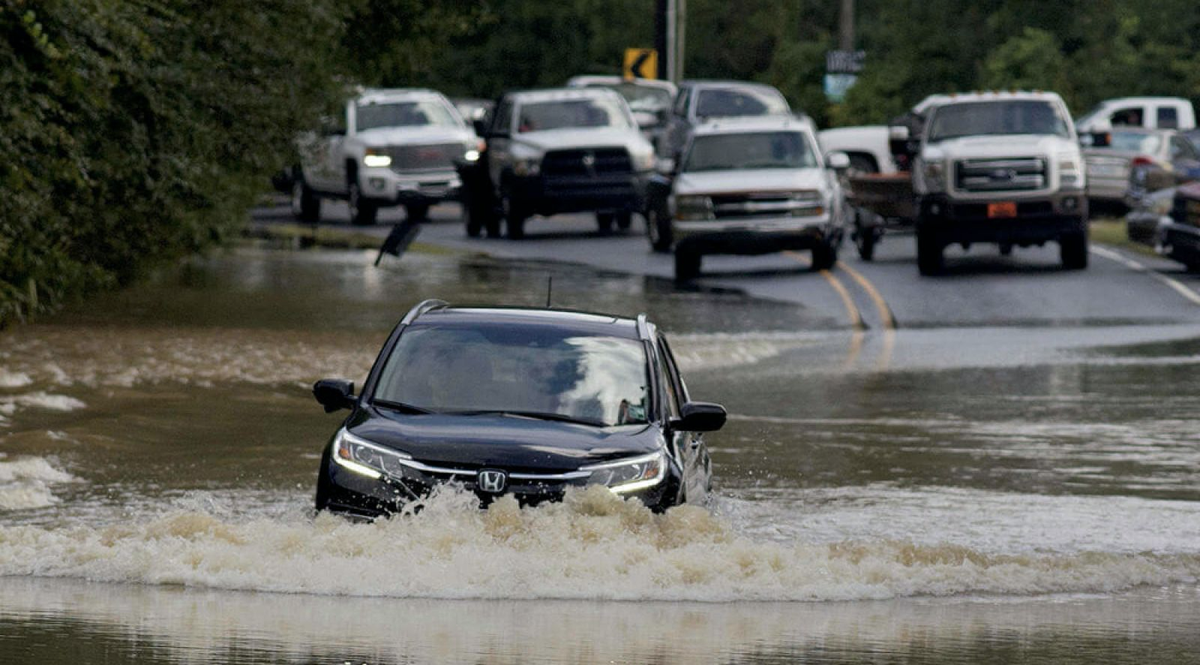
top-left (545, 276), bottom-right (553, 308)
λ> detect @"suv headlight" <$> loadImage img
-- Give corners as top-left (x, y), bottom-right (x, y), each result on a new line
top-left (922, 161), bottom-right (945, 192)
top-left (463, 138), bottom-right (485, 163)
top-left (675, 194), bottom-right (714, 220)
top-left (580, 450), bottom-right (667, 494)
top-left (789, 191), bottom-right (825, 217)
top-left (331, 428), bottom-right (412, 480)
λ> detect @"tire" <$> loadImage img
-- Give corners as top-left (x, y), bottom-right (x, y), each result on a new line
top-left (348, 181), bottom-right (378, 226)
top-left (314, 450), bottom-right (333, 512)
top-left (596, 212), bottom-right (615, 234)
top-left (1060, 231), bottom-right (1089, 270)
top-left (405, 203), bottom-right (430, 222)
top-left (291, 173), bottom-right (321, 223)
top-left (501, 192), bottom-right (527, 240)
top-left (615, 212), bottom-right (633, 231)
top-left (647, 206), bottom-right (673, 252)
top-left (916, 227), bottom-right (945, 276)
top-left (464, 205), bottom-right (483, 237)
top-left (674, 250), bottom-right (701, 282)
top-left (812, 241), bottom-right (838, 271)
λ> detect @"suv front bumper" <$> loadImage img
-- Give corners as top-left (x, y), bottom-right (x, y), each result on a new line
top-left (918, 192), bottom-right (1087, 243)
top-left (673, 215), bottom-right (841, 255)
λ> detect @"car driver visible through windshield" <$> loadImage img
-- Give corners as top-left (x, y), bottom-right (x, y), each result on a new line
top-left (372, 324), bottom-right (650, 427)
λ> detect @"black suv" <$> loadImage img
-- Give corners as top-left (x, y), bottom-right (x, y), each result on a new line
top-left (312, 300), bottom-right (726, 518)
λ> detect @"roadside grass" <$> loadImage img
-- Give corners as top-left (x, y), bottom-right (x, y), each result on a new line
top-left (1090, 216), bottom-right (1157, 258)
top-left (240, 222), bottom-right (459, 256)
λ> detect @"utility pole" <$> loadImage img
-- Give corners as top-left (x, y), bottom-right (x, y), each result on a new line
top-left (839, 0), bottom-right (854, 51)
top-left (666, 0), bottom-right (677, 82)
top-left (675, 0), bottom-right (686, 82)
top-left (654, 0), bottom-right (668, 79)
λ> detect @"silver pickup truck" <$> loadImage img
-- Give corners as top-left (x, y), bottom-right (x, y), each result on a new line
top-left (292, 88), bottom-right (480, 225)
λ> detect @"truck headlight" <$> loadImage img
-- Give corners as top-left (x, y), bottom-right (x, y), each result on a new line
top-left (922, 161), bottom-right (945, 192)
top-left (675, 194), bottom-right (714, 220)
top-left (580, 450), bottom-right (667, 494)
top-left (513, 157), bottom-right (541, 177)
top-left (331, 428), bottom-right (412, 480)
top-left (1058, 157), bottom-right (1083, 188)
top-left (363, 150), bottom-right (392, 168)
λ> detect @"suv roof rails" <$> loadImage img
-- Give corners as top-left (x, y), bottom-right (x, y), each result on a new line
top-left (401, 299), bottom-right (449, 325)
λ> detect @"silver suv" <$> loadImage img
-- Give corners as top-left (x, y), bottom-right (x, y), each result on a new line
top-left (645, 116), bottom-right (850, 280)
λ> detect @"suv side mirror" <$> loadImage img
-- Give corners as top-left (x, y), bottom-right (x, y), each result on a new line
top-left (673, 401), bottom-right (727, 432)
top-left (313, 379), bottom-right (355, 413)
top-left (472, 118), bottom-right (489, 137)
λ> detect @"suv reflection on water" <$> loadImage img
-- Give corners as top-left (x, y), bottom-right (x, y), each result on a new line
top-left (312, 300), bottom-right (727, 518)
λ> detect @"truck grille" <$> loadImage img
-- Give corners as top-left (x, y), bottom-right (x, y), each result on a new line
top-left (541, 148), bottom-right (632, 178)
top-left (955, 158), bottom-right (1045, 193)
top-left (378, 143), bottom-right (461, 172)
top-left (710, 192), bottom-right (822, 220)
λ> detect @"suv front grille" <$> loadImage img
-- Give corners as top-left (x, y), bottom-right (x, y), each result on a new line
top-left (541, 148), bottom-right (632, 178)
top-left (955, 157), bottom-right (1046, 193)
top-left (378, 143), bottom-right (461, 172)
top-left (709, 192), bottom-right (822, 219)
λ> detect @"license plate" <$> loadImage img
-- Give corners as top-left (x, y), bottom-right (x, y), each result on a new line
top-left (987, 202), bottom-right (1017, 218)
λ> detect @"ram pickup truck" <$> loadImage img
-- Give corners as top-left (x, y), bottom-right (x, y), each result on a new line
top-left (908, 91), bottom-right (1089, 274)
top-left (470, 87), bottom-right (656, 239)
top-left (292, 88), bottom-right (480, 225)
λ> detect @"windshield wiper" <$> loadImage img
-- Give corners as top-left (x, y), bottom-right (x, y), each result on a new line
top-left (373, 399), bottom-right (436, 415)
top-left (447, 409), bottom-right (606, 427)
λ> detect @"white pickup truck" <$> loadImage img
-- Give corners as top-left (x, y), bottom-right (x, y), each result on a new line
top-left (292, 88), bottom-right (480, 225)
top-left (908, 91), bottom-right (1089, 274)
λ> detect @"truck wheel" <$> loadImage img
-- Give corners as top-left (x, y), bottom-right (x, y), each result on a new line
top-left (812, 241), bottom-right (838, 271)
top-left (916, 229), bottom-right (944, 276)
top-left (596, 212), bottom-right (615, 234)
top-left (291, 174), bottom-right (321, 223)
top-left (615, 212), bottom-right (633, 231)
top-left (674, 250), bottom-right (701, 282)
top-left (405, 203), bottom-right (430, 222)
top-left (647, 207), bottom-right (673, 252)
top-left (348, 182), bottom-right (378, 226)
top-left (1060, 232), bottom-right (1089, 270)
top-left (464, 204), bottom-right (483, 237)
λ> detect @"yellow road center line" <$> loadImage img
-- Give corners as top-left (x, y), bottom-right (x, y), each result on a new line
top-left (783, 251), bottom-right (865, 331)
top-left (837, 262), bottom-right (897, 330)
top-left (1091, 246), bottom-right (1200, 306)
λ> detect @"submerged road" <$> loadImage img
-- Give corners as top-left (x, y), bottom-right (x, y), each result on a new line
top-left (252, 200), bottom-right (1200, 333)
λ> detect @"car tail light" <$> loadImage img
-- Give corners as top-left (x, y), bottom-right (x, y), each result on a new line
top-left (1131, 155), bottom-right (1156, 168)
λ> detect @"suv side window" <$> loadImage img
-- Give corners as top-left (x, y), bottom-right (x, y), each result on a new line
top-left (658, 334), bottom-right (688, 402)
top-left (655, 340), bottom-right (681, 419)
top-left (1159, 107), bottom-right (1180, 130)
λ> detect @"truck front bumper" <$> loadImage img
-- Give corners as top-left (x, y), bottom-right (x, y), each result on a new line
top-left (360, 167), bottom-right (462, 206)
top-left (918, 192), bottom-right (1087, 244)
top-left (673, 215), bottom-right (841, 255)
top-left (509, 172), bottom-right (649, 216)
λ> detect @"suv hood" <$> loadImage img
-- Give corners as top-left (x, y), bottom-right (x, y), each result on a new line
top-left (925, 134), bottom-right (1077, 160)
top-left (350, 409), bottom-right (661, 472)
top-left (513, 127), bottom-right (651, 153)
top-left (356, 126), bottom-right (474, 147)
top-left (674, 168), bottom-right (829, 196)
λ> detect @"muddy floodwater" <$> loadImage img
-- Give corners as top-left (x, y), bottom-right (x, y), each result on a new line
top-left (3, 245), bottom-right (1200, 664)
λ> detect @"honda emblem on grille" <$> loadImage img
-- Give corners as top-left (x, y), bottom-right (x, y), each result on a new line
top-left (477, 469), bottom-right (507, 494)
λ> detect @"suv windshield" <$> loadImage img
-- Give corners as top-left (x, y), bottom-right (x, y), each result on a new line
top-left (373, 324), bottom-right (649, 427)
top-left (517, 98), bottom-right (631, 132)
top-left (695, 88), bottom-right (789, 120)
top-left (356, 100), bottom-right (459, 131)
top-left (684, 131), bottom-right (816, 172)
top-left (927, 101), bottom-right (1070, 142)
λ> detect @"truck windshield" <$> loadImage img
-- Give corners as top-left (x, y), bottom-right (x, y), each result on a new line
top-left (517, 98), bottom-right (632, 132)
top-left (356, 100), bottom-right (459, 131)
top-left (684, 131), bottom-right (816, 172)
top-left (372, 324), bottom-right (650, 427)
top-left (927, 101), bottom-right (1070, 142)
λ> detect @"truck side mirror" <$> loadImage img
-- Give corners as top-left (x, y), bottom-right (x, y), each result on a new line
top-left (826, 151), bottom-right (851, 171)
top-left (313, 379), bottom-right (356, 413)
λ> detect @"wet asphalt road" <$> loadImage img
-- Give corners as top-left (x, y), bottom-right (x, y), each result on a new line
top-left (252, 200), bottom-right (1200, 332)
